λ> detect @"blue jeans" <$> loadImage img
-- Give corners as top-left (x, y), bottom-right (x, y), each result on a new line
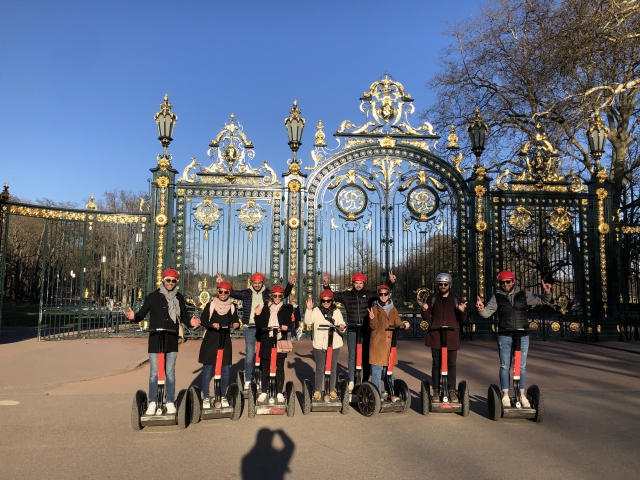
top-left (497, 334), bottom-right (529, 392)
top-left (370, 365), bottom-right (394, 394)
top-left (244, 327), bottom-right (257, 382)
top-left (149, 351), bottom-right (178, 403)
top-left (202, 364), bottom-right (230, 399)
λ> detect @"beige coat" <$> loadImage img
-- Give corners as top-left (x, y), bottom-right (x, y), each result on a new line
top-left (304, 307), bottom-right (345, 350)
top-left (369, 303), bottom-right (405, 366)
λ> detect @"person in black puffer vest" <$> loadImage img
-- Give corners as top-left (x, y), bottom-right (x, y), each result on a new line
top-left (322, 270), bottom-right (397, 392)
top-left (476, 270), bottom-right (552, 409)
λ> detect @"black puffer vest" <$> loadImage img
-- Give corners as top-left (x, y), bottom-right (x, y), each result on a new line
top-left (495, 291), bottom-right (529, 332)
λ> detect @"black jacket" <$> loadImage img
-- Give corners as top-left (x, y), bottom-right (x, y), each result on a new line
top-left (324, 282), bottom-right (395, 328)
top-left (133, 289), bottom-right (191, 353)
top-left (198, 302), bottom-right (239, 365)
top-left (254, 302), bottom-right (294, 360)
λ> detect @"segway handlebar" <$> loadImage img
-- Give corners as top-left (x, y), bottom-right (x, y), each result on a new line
top-left (429, 325), bottom-right (459, 331)
top-left (144, 328), bottom-right (178, 334)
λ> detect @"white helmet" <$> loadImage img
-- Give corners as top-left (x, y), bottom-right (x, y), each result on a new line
top-left (436, 273), bottom-right (452, 284)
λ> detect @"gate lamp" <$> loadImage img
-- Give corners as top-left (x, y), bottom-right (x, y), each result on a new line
top-left (587, 115), bottom-right (608, 172)
top-left (467, 107), bottom-right (488, 164)
top-left (284, 100), bottom-right (305, 163)
top-left (154, 94), bottom-right (178, 157)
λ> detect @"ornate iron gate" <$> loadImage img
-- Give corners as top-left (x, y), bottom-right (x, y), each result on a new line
top-left (0, 190), bottom-right (150, 340)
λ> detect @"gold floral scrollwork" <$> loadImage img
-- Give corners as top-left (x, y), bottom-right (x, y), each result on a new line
top-left (550, 321), bottom-right (561, 332)
top-left (155, 214), bottom-right (168, 227)
top-left (237, 200), bottom-right (266, 243)
top-left (288, 216), bottom-right (300, 229)
top-left (596, 168), bottom-right (608, 183)
top-left (529, 321), bottom-right (539, 330)
top-left (557, 294), bottom-right (570, 314)
top-left (494, 168), bottom-right (512, 191)
top-left (446, 124), bottom-right (459, 149)
top-left (193, 198), bottom-right (222, 241)
top-left (474, 184), bottom-right (487, 295)
top-left (474, 165), bottom-right (487, 180)
top-left (450, 152), bottom-right (466, 174)
top-left (419, 321), bottom-right (429, 331)
top-left (475, 221), bottom-right (487, 232)
top-left (509, 205), bottom-right (534, 231)
top-left (569, 322), bottom-right (579, 332)
top-left (156, 176), bottom-right (170, 188)
top-left (621, 226), bottom-right (640, 234)
top-left (474, 185), bottom-right (486, 197)
top-left (314, 120), bottom-right (327, 147)
top-left (548, 207), bottom-right (573, 233)
top-left (379, 136), bottom-right (396, 149)
top-left (289, 179), bottom-right (301, 192)
top-left (596, 187), bottom-right (609, 312)
top-left (86, 195), bottom-right (97, 211)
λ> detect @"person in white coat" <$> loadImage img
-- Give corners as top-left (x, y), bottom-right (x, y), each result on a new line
top-left (304, 290), bottom-right (346, 400)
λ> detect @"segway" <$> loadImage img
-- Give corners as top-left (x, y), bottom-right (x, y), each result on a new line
top-left (131, 328), bottom-right (188, 430)
top-left (302, 325), bottom-right (349, 415)
top-left (189, 326), bottom-right (241, 424)
top-left (236, 328), bottom-right (261, 400)
top-left (421, 325), bottom-right (469, 416)
top-left (247, 327), bottom-right (295, 418)
top-left (338, 322), bottom-right (365, 403)
top-left (357, 325), bottom-right (410, 417)
top-left (487, 329), bottom-right (544, 422)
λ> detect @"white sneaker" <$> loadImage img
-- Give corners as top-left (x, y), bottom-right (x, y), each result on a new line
top-left (520, 395), bottom-right (531, 408)
top-left (348, 381), bottom-right (354, 392)
top-left (145, 402), bottom-right (157, 416)
top-left (502, 396), bottom-right (511, 408)
top-left (202, 398), bottom-right (211, 409)
top-left (276, 393), bottom-right (285, 403)
top-left (244, 381), bottom-right (251, 390)
top-left (166, 402), bottom-right (177, 415)
top-left (221, 398), bottom-right (229, 407)
top-left (257, 393), bottom-right (267, 402)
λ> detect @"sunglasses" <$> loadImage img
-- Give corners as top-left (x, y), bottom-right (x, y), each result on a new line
top-left (320, 299), bottom-right (333, 304)
top-left (218, 289), bottom-right (230, 295)
top-left (272, 293), bottom-right (283, 298)
top-left (378, 292), bottom-right (390, 297)
top-left (164, 278), bottom-right (177, 284)
top-left (438, 283), bottom-right (449, 287)
top-left (499, 280), bottom-right (513, 285)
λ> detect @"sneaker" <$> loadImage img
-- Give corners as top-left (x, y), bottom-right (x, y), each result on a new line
top-left (257, 393), bottom-right (267, 403)
top-left (449, 390), bottom-right (459, 402)
top-left (221, 398), bottom-right (230, 408)
top-left (329, 390), bottom-right (339, 400)
top-left (276, 393), bottom-right (285, 403)
top-left (432, 390), bottom-right (440, 402)
top-left (381, 392), bottom-right (389, 401)
top-left (145, 401), bottom-right (157, 415)
top-left (244, 381), bottom-right (251, 390)
top-left (166, 402), bottom-right (177, 415)
top-left (502, 395), bottom-right (512, 408)
top-left (313, 391), bottom-right (322, 400)
top-left (520, 395), bottom-right (531, 408)
top-left (202, 398), bottom-right (211, 409)
top-left (348, 381), bottom-right (354, 392)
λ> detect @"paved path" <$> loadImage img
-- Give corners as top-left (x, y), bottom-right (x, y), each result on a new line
top-left (1, 334), bottom-right (639, 479)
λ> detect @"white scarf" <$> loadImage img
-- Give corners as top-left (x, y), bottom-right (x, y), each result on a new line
top-left (209, 296), bottom-right (232, 317)
top-left (268, 301), bottom-right (283, 339)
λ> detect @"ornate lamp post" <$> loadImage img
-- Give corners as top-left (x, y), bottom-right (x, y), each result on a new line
top-left (587, 115), bottom-right (608, 172)
top-left (467, 107), bottom-right (488, 165)
top-left (284, 100), bottom-right (305, 162)
top-left (154, 94), bottom-right (178, 164)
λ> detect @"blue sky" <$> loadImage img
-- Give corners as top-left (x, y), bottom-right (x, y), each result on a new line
top-left (0, 0), bottom-right (481, 206)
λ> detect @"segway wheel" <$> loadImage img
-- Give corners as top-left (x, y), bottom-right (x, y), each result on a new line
top-left (527, 385), bottom-right (544, 423)
top-left (421, 381), bottom-right (431, 415)
top-left (285, 381), bottom-right (296, 417)
top-left (228, 384), bottom-right (242, 421)
top-left (189, 385), bottom-right (202, 425)
top-left (357, 382), bottom-right (380, 418)
top-left (247, 382), bottom-right (257, 418)
top-left (488, 384), bottom-right (501, 421)
top-left (176, 389), bottom-right (188, 429)
top-left (131, 390), bottom-right (147, 431)
top-left (458, 381), bottom-right (470, 417)
top-left (339, 379), bottom-right (350, 415)
top-left (394, 379), bottom-right (411, 414)
top-left (302, 379), bottom-right (312, 415)
top-left (236, 371), bottom-right (245, 392)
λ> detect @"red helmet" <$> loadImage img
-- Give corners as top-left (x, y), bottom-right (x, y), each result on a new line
top-left (319, 290), bottom-right (334, 299)
top-left (270, 285), bottom-right (285, 295)
top-left (497, 270), bottom-right (515, 282)
top-left (162, 268), bottom-right (179, 280)
top-left (251, 273), bottom-right (264, 283)
top-left (217, 281), bottom-right (232, 292)
top-left (377, 285), bottom-right (391, 293)
top-left (352, 273), bottom-right (367, 283)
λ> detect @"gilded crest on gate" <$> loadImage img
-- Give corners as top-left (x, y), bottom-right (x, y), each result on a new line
top-left (508, 205), bottom-right (534, 231)
top-left (193, 198), bottom-right (222, 241)
top-left (547, 207), bottom-right (573, 233)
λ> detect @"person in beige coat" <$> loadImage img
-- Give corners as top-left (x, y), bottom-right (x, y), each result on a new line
top-left (305, 290), bottom-right (346, 399)
top-left (367, 285), bottom-right (410, 396)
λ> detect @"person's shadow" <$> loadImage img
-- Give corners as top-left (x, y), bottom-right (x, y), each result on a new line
top-left (241, 428), bottom-right (295, 480)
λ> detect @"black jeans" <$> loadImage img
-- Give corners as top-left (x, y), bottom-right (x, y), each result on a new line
top-left (431, 348), bottom-right (457, 391)
top-left (261, 357), bottom-right (286, 393)
top-left (313, 347), bottom-right (340, 392)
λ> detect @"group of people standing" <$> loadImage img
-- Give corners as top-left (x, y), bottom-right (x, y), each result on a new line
top-left (127, 267), bottom-right (552, 413)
